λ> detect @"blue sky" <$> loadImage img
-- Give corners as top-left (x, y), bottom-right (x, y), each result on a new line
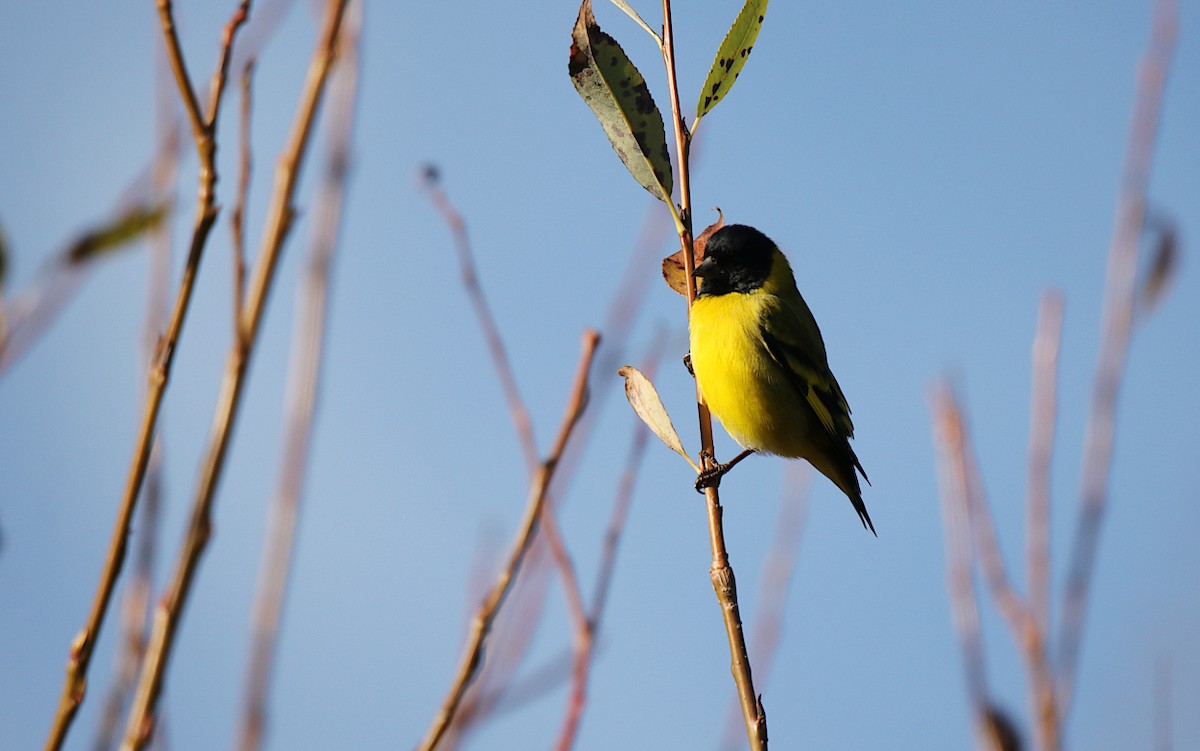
top-left (1, 1), bottom-right (1198, 749)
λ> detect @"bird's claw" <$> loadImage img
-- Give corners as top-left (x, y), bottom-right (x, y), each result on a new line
top-left (695, 449), bottom-right (728, 493)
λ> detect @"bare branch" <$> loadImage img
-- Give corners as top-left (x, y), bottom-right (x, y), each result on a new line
top-left (1057, 0), bottom-right (1178, 716)
top-left (417, 331), bottom-right (601, 751)
top-left (43, 4), bottom-right (254, 742)
top-left (117, 3), bottom-right (351, 748)
top-left (1026, 293), bottom-right (1062, 647)
top-left (420, 171), bottom-right (539, 474)
top-left (236, 5), bottom-right (361, 750)
top-left (720, 464), bottom-right (810, 751)
top-left (929, 384), bottom-right (994, 740)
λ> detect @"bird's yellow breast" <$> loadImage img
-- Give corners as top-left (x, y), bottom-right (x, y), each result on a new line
top-left (689, 290), bottom-right (816, 457)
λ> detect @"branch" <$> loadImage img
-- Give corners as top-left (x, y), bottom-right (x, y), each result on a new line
top-left (416, 330), bottom-right (601, 751)
top-left (1057, 0), bottom-right (1178, 717)
top-left (236, 5), bottom-right (361, 750)
top-left (117, 3), bottom-right (350, 748)
top-left (91, 104), bottom-right (181, 751)
top-left (1026, 292), bottom-right (1062, 642)
top-left (930, 383), bottom-right (1000, 747)
top-left (231, 58), bottom-right (255, 326)
top-left (43, 4), bottom-right (252, 747)
top-left (661, 0), bottom-right (764, 746)
top-left (720, 465), bottom-right (810, 751)
top-left (419, 171), bottom-right (538, 475)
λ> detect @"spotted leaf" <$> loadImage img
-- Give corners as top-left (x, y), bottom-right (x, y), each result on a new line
top-left (570, 0), bottom-right (673, 203)
top-left (695, 0), bottom-right (768, 123)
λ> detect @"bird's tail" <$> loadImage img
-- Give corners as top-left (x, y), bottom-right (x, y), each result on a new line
top-left (811, 443), bottom-right (875, 535)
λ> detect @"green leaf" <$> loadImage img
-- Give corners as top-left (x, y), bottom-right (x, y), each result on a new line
top-left (695, 0), bottom-right (768, 123)
top-left (68, 202), bottom-right (169, 265)
top-left (570, 0), bottom-right (673, 203)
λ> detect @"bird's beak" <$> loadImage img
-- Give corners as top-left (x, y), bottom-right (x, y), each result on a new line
top-left (692, 256), bottom-right (716, 278)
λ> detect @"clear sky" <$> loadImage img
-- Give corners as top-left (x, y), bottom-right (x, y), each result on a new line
top-left (1, 1), bottom-right (1198, 749)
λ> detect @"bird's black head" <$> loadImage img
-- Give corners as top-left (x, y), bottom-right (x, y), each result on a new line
top-left (693, 224), bottom-right (776, 297)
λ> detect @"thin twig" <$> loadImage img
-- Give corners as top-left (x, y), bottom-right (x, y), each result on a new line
top-left (420, 173), bottom-right (539, 474)
top-left (91, 100), bottom-right (181, 751)
top-left (1026, 293), bottom-right (1062, 644)
top-left (231, 59), bottom-right (255, 326)
top-left (719, 464), bottom-right (810, 751)
top-left (43, 5), bottom-right (252, 748)
top-left (1026, 293), bottom-right (1064, 751)
top-left (235, 5), bottom-right (361, 750)
top-left (1057, 0), bottom-right (1178, 718)
top-left (117, 3), bottom-right (349, 748)
top-left (589, 334), bottom-right (664, 625)
top-left (416, 330), bottom-right (601, 751)
top-left (453, 336), bottom-right (664, 744)
top-left (546, 338), bottom-right (666, 751)
top-left (459, 201), bottom-right (674, 735)
top-left (937, 381), bottom-right (1060, 751)
top-left (418, 170), bottom-right (543, 743)
top-left (542, 507), bottom-right (591, 751)
top-left (930, 384), bottom-right (998, 748)
top-left (154, 0), bottom-right (207, 144)
top-left (661, 0), bottom-right (764, 746)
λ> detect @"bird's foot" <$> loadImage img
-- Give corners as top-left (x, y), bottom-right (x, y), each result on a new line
top-left (694, 449), bottom-right (754, 493)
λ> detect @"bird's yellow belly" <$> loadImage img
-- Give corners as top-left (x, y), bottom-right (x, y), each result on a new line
top-left (690, 294), bottom-right (814, 457)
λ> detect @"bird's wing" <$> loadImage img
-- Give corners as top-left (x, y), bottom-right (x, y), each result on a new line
top-left (759, 301), bottom-right (855, 440)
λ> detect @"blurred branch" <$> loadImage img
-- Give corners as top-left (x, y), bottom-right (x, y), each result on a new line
top-left (548, 335), bottom-right (665, 751)
top-left (44, 3), bottom-right (253, 745)
top-left (417, 169), bottom-right (548, 745)
top-left (542, 505), bottom-right (591, 751)
top-left (420, 169), bottom-right (538, 474)
top-left (930, 384), bottom-right (1005, 749)
top-left (446, 336), bottom-right (664, 742)
top-left (931, 380), bottom-right (1057, 751)
top-left (451, 199), bottom-right (673, 738)
top-left (236, 5), bottom-right (361, 751)
top-left (417, 331), bottom-right (600, 751)
top-left (118, 2), bottom-right (350, 748)
top-left (1026, 293), bottom-right (1062, 643)
top-left (1057, 0), bottom-right (1178, 717)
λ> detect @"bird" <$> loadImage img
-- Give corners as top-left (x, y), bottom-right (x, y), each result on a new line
top-left (688, 223), bottom-right (874, 534)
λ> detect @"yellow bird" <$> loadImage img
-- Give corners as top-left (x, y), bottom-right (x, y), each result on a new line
top-left (689, 224), bottom-right (874, 534)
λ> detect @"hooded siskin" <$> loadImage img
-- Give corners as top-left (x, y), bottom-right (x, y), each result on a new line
top-left (689, 224), bottom-right (874, 533)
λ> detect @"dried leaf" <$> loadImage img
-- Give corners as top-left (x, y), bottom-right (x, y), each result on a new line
top-left (617, 365), bottom-right (697, 470)
top-left (1139, 220), bottom-right (1178, 314)
top-left (569, 0), bottom-right (673, 203)
top-left (661, 208), bottom-right (725, 296)
top-left (68, 202), bottom-right (170, 264)
top-left (695, 0), bottom-right (768, 123)
top-left (0, 221), bottom-right (8, 290)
